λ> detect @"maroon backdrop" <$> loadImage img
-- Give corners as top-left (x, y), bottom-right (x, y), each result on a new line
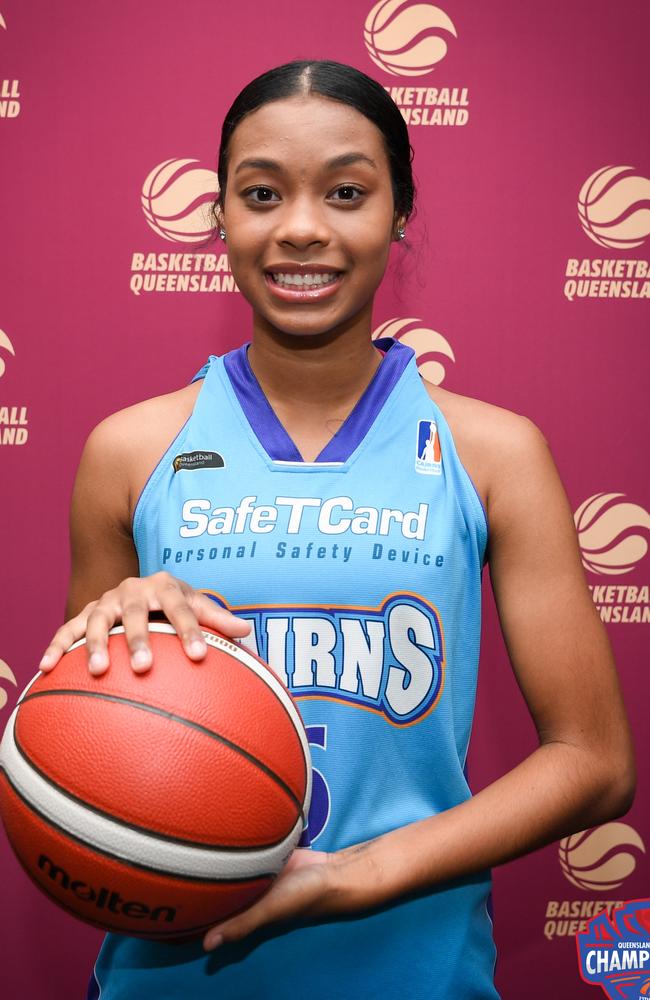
top-left (1, 1), bottom-right (648, 996)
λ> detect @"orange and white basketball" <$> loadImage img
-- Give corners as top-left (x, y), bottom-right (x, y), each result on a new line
top-left (0, 624), bottom-right (311, 939)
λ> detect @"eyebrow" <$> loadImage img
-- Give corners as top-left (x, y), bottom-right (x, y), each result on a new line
top-left (234, 152), bottom-right (378, 175)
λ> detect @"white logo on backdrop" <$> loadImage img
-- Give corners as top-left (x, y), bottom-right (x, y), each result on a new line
top-left (578, 166), bottom-right (650, 250)
top-left (364, 1), bottom-right (457, 77)
top-left (574, 493), bottom-right (650, 576)
top-left (141, 159), bottom-right (218, 244)
top-left (372, 317), bottom-right (455, 385)
top-left (0, 329), bottom-right (15, 377)
top-left (559, 823), bottom-right (646, 891)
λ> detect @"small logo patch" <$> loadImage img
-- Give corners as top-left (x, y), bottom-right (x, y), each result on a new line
top-left (172, 451), bottom-right (225, 472)
top-left (415, 420), bottom-right (442, 476)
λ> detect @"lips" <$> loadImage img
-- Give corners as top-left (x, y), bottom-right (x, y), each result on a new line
top-left (264, 265), bottom-right (344, 301)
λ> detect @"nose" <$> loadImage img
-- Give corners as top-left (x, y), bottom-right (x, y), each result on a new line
top-left (274, 195), bottom-right (331, 251)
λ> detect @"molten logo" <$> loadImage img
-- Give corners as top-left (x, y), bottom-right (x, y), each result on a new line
top-left (0, 328), bottom-right (15, 378)
top-left (37, 855), bottom-right (177, 922)
top-left (578, 166), bottom-right (650, 250)
top-left (0, 658), bottom-right (17, 711)
top-left (373, 317), bottom-right (455, 385)
top-left (364, 1), bottom-right (457, 77)
top-left (141, 159), bottom-right (218, 244)
top-left (574, 493), bottom-right (650, 576)
top-left (559, 823), bottom-right (645, 891)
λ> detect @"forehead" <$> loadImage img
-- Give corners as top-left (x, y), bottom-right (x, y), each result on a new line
top-left (227, 94), bottom-right (389, 170)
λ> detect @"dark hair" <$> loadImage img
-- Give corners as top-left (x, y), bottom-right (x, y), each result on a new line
top-left (212, 59), bottom-right (415, 224)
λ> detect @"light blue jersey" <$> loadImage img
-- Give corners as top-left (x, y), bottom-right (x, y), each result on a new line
top-left (89, 339), bottom-right (499, 999)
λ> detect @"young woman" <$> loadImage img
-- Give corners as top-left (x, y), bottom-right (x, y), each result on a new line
top-left (40, 60), bottom-right (635, 999)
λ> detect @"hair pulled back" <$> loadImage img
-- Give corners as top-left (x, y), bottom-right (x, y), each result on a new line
top-left (214, 60), bottom-right (415, 223)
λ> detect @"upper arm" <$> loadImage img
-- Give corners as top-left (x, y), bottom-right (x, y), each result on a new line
top-left (486, 418), bottom-right (634, 778)
top-left (66, 418), bottom-right (140, 618)
top-left (65, 383), bottom-right (201, 618)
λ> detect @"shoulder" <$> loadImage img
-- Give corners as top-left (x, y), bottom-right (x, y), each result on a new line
top-left (85, 382), bottom-right (201, 454)
top-left (78, 381), bottom-right (203, 521)
top-left (423, 381), bottom-right (552, 515)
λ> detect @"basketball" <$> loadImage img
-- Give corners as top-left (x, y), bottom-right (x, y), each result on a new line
top-left (0, 623), bottom-right (311, 939)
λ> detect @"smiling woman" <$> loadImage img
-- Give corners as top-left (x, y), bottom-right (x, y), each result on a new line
top-left (223, 103), bottom-right (394, 328)
top-left (38, 59), bottom-right (634, 1000)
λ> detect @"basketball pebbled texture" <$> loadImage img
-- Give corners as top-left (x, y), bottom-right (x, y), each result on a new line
top-left (0, 624), bottom-right (312, 937)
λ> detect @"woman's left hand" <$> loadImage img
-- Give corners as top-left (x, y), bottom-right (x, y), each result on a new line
top-left (203, 848), bottom-right (340, 951)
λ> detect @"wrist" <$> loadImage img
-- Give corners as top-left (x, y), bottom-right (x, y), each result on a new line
top-left (328, 841), bottom-right (392, 910)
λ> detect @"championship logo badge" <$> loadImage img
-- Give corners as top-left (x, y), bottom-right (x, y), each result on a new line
top-left (577, 899), bottom-right (650, 997)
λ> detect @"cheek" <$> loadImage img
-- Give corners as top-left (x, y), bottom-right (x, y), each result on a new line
top-left (350, 217), bottom-right (394, 275)
top-left (221, 220), bottom-right (266, 289)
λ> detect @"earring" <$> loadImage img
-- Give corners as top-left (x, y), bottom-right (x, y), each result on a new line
top-left (397, 227), bottom-right (406, 241)
top-left (219, 228), bottom-right (227, 241)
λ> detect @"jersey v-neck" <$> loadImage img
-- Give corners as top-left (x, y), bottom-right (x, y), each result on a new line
top-left (221, 338), bottom-right (412, 465)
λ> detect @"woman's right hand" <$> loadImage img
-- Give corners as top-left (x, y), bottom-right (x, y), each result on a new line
top-left (39, 572), bottom-right (252, 676)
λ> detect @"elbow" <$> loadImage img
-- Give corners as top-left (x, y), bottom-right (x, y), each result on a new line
top-left (605, 762), bottom-right (636, 819)
top-left (590, 740), bottom-right (637, 823)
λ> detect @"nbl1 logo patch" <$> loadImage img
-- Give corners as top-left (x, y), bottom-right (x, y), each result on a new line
top-left (415, 420), bottom-right (442, 475)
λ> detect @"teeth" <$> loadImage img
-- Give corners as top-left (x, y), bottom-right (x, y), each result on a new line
top-left (271, 272), bottom-right (338, 288)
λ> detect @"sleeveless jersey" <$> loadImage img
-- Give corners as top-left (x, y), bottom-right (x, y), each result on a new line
top-left (90, 338), bottom-right (499, 1000)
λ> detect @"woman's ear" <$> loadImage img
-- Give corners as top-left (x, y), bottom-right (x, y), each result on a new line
top-left (213, 197), bottom-right (225, 231)
top-left (393, 215), bottom-right (407, 241)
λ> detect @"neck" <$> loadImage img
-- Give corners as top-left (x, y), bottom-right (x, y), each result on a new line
top-left (247, 317), bottom-right (383, 415)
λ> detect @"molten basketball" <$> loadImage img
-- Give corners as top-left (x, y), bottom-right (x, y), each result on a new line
top-left (0, 624), bottom-right (311, 939)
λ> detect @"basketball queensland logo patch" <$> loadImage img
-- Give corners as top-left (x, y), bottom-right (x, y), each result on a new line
top-left (415, 420), bottom-right (442, 475)
top-left (172, 451), bottom-right (225, 472)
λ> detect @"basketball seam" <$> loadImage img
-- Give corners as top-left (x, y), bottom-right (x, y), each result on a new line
top-left (11, 847), bottom-right (239, 937)
top-left (20, 687), bottom-right (304, 815)
top-left (0, 768), bottom-right (277, 885)
top-left (65, 623), bottom-right (310, 819)
top-left (13, 702), bottom-right (300, 851)
top-left (200, 631), bottom-right (309, 814)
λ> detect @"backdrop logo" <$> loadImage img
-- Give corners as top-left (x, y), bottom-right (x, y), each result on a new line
top-left (365, 2), bottom-right (468, 127)
top-left (576, 493), bottom-right (650, 576)
top-left (575, 493), bottom-right (650, 625)
top-left (0, 18), bottom-right (20, 121)
top-left (0, 328), bottom-right (15, 377)
top-left (559, 824), bottom-right (646, 892)
top-left (141, 158), bottom-right (217, 244)
top-left (129, 158), bottom-right (238, 296)
top-left (578, 166), bottom-right (650, 250)
top-left (563, 166), bottom-right (650, 301)
top-left (0, 658), bottom-right (17, 712)
top-left (0, 329), bottom-right (28, 447)
top-left (0, 78), bottom-right (20, 118)
top-left (364, 1), bottom-right (457, 77)
top-left (372, 317), bottom-right (455, 384)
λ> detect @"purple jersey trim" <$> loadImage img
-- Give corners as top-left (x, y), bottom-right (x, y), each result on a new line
top-left (85, 967), bottom-right (100, 1000)
top-left (223, 344), bottom-right (302, 462)
top-left (222, 338), bottom-right (412, 463)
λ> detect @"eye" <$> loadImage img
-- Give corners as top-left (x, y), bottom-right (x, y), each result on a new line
top-left (330, 185), bottom-right (363, 203)
top-left (244, 186), bottom-right (279, 204)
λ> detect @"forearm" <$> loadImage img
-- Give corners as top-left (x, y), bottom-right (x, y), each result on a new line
top-left (330, 740), bottom-right (633, 908)
top-left (202, 738), bottom-right (634, 950)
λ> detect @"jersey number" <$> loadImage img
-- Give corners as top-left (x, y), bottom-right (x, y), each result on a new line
top-left (299, 724), bottom-right (330, 846)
